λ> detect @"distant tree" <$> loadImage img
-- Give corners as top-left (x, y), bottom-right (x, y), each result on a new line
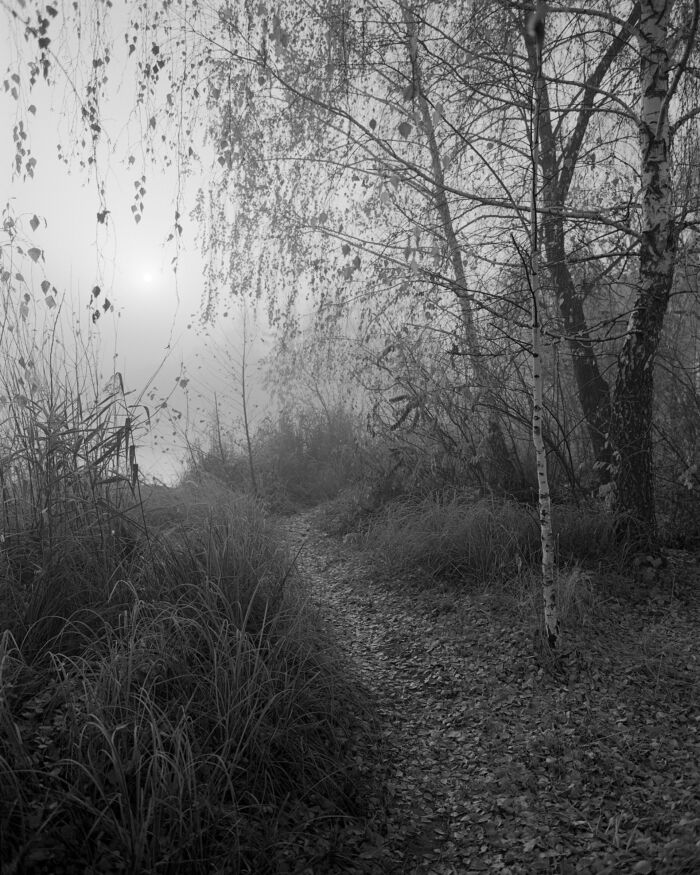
top-left (194, 306), bottom-right (261, 493)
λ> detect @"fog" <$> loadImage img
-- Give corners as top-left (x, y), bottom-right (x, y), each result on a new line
top-left (0, 29), bottom-right (274, 482)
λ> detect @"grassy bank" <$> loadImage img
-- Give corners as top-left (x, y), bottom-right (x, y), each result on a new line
top-left (0, 386), bottom-right (375, 875)
top-left (326, 490), bottom-right (680, 643)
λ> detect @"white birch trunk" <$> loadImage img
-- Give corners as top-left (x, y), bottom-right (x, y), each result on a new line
top-left (531, 306), bottom-right (559, 648)
top-left (609, 0), bottom-right (690, 545)
top-left (529, 3), bottom-right (560, 649)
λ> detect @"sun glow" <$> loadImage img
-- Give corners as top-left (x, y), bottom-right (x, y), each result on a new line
top-left (136, 266), bottom-right (164, 291)
top-left (124, 259), bottom-right (169, 305)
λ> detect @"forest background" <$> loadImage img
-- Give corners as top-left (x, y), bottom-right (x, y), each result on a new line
top-left (4, 0), bottom-right (699, 547)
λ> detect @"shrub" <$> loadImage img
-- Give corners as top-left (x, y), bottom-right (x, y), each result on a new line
top-left (251, 406), bottom-right (365, 506)
top-left (186, 405), bottom-right (367, 509)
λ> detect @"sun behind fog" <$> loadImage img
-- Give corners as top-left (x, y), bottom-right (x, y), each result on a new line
top-left (138, 267), bottom-right (165, 290)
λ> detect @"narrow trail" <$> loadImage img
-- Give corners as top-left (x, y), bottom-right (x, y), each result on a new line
top-left (277, 508), bottom-right (543, 875)
top-left (276, 507), bottom-right (700, 875)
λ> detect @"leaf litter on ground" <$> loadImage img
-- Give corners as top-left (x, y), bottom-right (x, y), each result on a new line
top-left (276, 507), bottom-right (700, 875)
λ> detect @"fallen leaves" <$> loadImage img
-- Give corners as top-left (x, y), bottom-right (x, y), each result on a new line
top-left (280, 507), bottom-right (700, 874)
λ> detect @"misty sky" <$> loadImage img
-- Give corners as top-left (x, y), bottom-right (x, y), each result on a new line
top-left (0, 11), bottom-right (274, 482)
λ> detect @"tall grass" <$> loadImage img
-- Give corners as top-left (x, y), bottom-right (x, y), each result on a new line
top-left (1, 462), bottom-right (372, 872)
top-left (2, 501), bottom-right (369, 872)
top-left (0, 280), bottom-right (373, 872)
top-left (365, 493), bottom-right (619, 582)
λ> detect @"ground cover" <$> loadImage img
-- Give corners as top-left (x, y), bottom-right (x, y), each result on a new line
top-left (3, 483), bottom-right (697, 874)
top-left (0, 483), bottom-right (375, 874)
top-left (279, 501), bottom-right (700, 874)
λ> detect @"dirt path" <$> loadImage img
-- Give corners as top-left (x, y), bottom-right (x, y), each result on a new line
top-left (278, 509), bottom-right (542, 875)
top-left (277, 508), bottom-right (700, 875)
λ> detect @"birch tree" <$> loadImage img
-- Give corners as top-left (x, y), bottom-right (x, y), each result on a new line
top-left (518, 0), bottom-right (699, 546)
top-left (521, 3), bottom-right (641, 472)
top-left (527, 1), bottom-right (559, 648)
top-left (4, 0), bottom-right (700, 548)
top-left (608, 0), bottom-right (699, 545)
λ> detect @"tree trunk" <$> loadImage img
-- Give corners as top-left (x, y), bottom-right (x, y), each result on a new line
top-left (522, 55), bottom-right (613, 469)
top-left (539, 196), bottom-right (612, 468)
top-left (522, 6), bottom-right (642, 472)
top-left (402, 4), bottom-right (484, 389)
top-left (532, 296), bottom-right (559, 648)
top-left (541, 204), bottom-right (612, 469)
top-left (609, 0), bottom-right (677, 546)
top-left (529, 2), bottom-right (559, 650)
top-left (240, 311), bottom-right (259, 495)
top-left (403, 4), bottom-right (515, 491)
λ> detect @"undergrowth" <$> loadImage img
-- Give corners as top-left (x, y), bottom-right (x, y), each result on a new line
top-left (186, 405), bottom-right (366, 512)
top-left (0, 321), bottom-right (375, 873)
top-left (361, 493), bottom-right (619, 582)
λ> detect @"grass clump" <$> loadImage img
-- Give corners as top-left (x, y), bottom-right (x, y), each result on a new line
top-left (509, 564), bottom-right (599, 637)
top-left (1, 480), bottom-right (374, 874)
top-left (364, 493), bottom-right (620, 583)
top-left (0, 320), bottom-right (374, 873)
top-left (365, 494), bottom-right (539, 581)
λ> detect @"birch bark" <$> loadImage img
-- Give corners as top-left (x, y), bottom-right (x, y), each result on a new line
top-left (609, 0), bottom-right (684, 545)
top-left (529, 2), bottom-right (559, 649)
